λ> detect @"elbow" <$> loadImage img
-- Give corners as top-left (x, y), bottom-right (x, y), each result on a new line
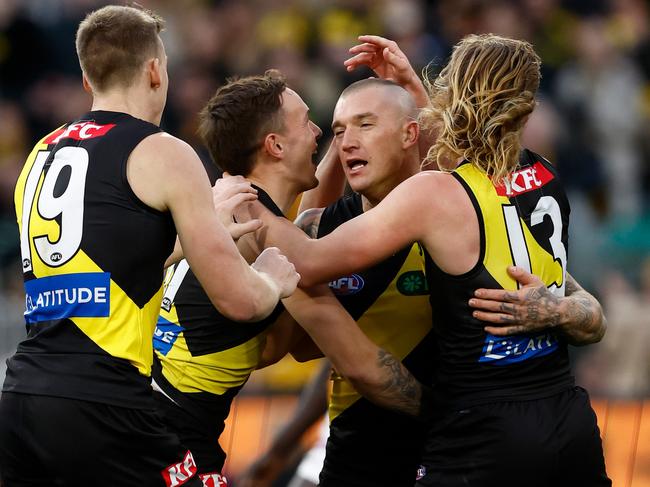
top-left (591, 316), bottom-right (607, 344)
top-left (569, 316), bottom-right (607, 347)
top-left (586, 311), bottom-right (608, 345)
top-left (215, 296), bottom-right (270, 323)
top-left (218, 302), bottom-right (259, 323)
top-left (296, 262), bottom-right (327, 288)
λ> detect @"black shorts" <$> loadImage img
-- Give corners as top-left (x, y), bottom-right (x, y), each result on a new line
top-left (416, 387), bottom-right (611, 487)
top-left (0, 392), bottom-right (202, 487)
top-left (153, 390), bottom-right (226, 477)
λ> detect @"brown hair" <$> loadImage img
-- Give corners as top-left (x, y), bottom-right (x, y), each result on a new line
top-left (198, 71), bottom-right (287, 176)
top-left (420, 34), bottom-right (540, 183)
top-left (76, 5), bottom-right (164, 92)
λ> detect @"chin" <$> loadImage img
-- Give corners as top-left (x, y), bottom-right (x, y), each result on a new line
top-left (348, 179), bottom-right (369, 195)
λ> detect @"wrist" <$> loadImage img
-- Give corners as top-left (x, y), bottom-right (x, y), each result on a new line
top-left (403, 77), bottom-right (430, 109)
top-left (255, 269), bottom-right (283, 300)
top-left (556, 297), bottom-right (572, 329)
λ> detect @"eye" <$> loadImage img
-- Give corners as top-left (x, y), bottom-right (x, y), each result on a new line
top-left (333, 130), bottom-right (344, 137)
top-left (361, 122), bottom-right (373, 128)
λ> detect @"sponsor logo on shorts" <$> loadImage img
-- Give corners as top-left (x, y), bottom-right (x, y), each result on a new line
top-left (161, 450), bottom-right (197, 487)
top-left (329, 274), bottom-right (365, 295)
top-left (24, 272), bottom-right (110, 323)
top-left (200, 472), bottom-right (228, 487)
top-left (396, 270), bottom-right (429, 295)
top-left (154, 317), bottom-right (185, 356)
top-left (479, 332), bottom-right (559, 365)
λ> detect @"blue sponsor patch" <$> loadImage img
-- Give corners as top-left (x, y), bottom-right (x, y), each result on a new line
top-left (153, 316), bottom-right (185, 356)
top-left (24, 272), bottom-right (110, 324)
top-left (479, 332), bottom-right (559, 365)
top-left (328, 274), bottom-right (365, 296)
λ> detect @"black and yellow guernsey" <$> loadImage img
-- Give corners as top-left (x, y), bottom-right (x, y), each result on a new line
top-left (317, 193), bottom-right (434, 487)
top-left (6, 111), bottom-right (174, 409)
top-left (426, 149), bottom-right (573, 408)
top-left (152, 187), bottom-right (284, 470)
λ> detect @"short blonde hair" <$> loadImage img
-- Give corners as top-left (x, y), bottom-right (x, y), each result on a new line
top-left (76, 5), bottom-right (164, 92)
top-left (421, 34), bottom-right (540, 183)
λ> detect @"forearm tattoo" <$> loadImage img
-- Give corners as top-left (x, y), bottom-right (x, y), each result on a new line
top-left (561, 274), bottom-right (605, 343)
top-left (376, 349), bottom-right (422, 417)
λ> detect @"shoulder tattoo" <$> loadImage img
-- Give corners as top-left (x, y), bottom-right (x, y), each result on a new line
top-left (294, 208), bottom-right (325, 239)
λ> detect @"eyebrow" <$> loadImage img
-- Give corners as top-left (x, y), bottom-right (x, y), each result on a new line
top-left (331, 112), bottom-right (377, 130)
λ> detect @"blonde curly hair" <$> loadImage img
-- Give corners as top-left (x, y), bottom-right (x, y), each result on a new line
top-left (420, 34), bottom-right (541, 183)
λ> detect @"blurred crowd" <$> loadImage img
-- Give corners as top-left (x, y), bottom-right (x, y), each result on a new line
top-left (0, 0), bottom-right (649, 397)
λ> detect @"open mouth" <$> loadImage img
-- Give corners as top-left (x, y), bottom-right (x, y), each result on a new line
top-left (346, 159), bottom-right (368, 172)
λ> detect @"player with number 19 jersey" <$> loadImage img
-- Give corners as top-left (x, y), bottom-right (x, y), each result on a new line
top-left (6, 111), bottom-right (175, 408)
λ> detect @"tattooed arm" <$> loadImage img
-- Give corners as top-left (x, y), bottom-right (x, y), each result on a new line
top-left (272, 206), bottom-right (424, 416)
top-left (469, 266), bottom-right (606, 346)
top-left (282, 283), bottom-right (424, 417)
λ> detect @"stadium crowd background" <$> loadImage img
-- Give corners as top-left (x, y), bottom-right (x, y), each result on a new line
top-left (0, 0), bottom-right (649, 483)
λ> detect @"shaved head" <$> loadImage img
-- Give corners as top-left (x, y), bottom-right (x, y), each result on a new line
top-left (338, 78), bottom-right (418, 120)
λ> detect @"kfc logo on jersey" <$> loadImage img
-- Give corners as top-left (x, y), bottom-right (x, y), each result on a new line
top-left (44, 121), bottom-right (116, 145)
top-left (495, 162), bottom-right (554, 197)
top-left (161, 450), bottom-right (197, 487)
top-left (329, 274), bottom-right (365, 295)
top-left (200, 472), bottom-right (228, 487)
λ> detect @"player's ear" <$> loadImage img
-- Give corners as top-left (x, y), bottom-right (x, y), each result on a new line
top-left (264, 133), bottom-right (283, 159)
top-left (148, 57), bottom-right (162, 89)
top-left (82, 73), bottom-right (93, 95)
top-left (402, 120), bottom-right (419, 149)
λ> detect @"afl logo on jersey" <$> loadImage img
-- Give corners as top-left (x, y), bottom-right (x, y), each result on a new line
top-left (50, 252), bottom-right (63, 263)
top-left (329, 274), bottom-right (365, 295)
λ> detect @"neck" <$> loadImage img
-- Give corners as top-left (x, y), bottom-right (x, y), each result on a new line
top-left (91, 87), bottom-right (161, 125)
top-left (360, 153), bottom-right (420, 212)
top-left (246, 171), bottom-right (301, 215)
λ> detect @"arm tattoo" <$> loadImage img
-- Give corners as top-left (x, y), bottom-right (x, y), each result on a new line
top-left (375, 349), bottom-right (422, 417)
top-left (294, 208), bottom-right (324, 239)
top-left (565, 273), bottom-right (581, 295)
top-left (560, 274), bottom-right (605, 344)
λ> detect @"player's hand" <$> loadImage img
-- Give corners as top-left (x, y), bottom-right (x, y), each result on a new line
top-left (213, 173), bottom-right (263, 240)
top-left (344, 35), bottom-right (429, 107)
top-left (469, 266), bottom-right (563, 336)
top-left (252, 247), bottom-right (300, 298)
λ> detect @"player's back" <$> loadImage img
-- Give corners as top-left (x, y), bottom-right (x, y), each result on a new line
top-left (7, 111), bottom-right (176, 408)
top-left (425, 149), bottom-right (573, 406)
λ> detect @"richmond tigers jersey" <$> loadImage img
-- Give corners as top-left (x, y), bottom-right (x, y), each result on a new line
top-left (426, 149), bottom-right (573, 407)
top-left (6, 111), bottom-right (175, 409)
top-left (152, 187), bottom-right (284, 438)
top-left (317, 193), bottom-right (434, 487)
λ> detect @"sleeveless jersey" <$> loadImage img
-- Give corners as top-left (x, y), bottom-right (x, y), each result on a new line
top-left (152, 187), bottom-right (285, 466)
top-left (6, 111), bottom-right (174, 409)
top-left (426, 149), bottom-right (573, 407)
top-left (317, 193), bottom-right (434, 487)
